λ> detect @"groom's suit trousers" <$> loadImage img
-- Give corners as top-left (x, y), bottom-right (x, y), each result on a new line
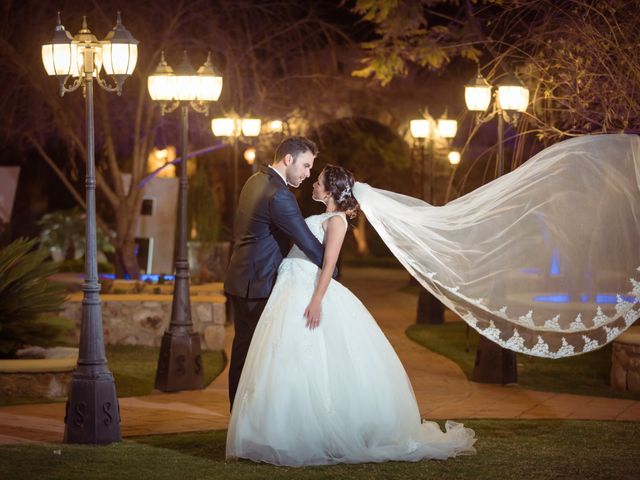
top-left (227, 294), bottom-right (268, 410)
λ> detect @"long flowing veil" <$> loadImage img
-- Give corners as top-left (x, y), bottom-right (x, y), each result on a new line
top-left (353, 134), bottom-right (640, 358)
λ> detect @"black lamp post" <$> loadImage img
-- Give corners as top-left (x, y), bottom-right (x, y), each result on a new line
top-left (211, 116), bottom-right (261, 237)
top-left (410, 112), bottom-right (457, 326)
top-left (409, 117), bottom-right (430, 200)
top-left (41, 12), bottom-right (138, 444)
top-left (147, 50), bottom-right (223, 391)
top-left (465, 71), bottom-right (529, 384)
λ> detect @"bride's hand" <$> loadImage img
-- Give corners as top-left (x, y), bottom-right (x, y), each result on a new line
top-left (304, 300), bottom-right (322, 330)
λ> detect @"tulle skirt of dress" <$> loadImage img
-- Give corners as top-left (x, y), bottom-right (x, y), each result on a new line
top-left (226, 257), bottom-right (476, 466)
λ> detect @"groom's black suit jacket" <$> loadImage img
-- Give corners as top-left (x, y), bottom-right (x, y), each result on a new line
top-left (224, 168), bottom-right (326, 299)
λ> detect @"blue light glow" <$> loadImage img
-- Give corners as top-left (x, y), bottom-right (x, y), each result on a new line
top-left (549, 248), bottom-right (561, 276)
top-left (98, 273), bottom-right (175, 283)
top-left (596, 294), bottom-right (636, 304)
top-left (533, 294), bottom-right (570, 303)
top-left (520, 268), bottom-right (541, 275)
top-left (533, 293), bottom-right (638, 304)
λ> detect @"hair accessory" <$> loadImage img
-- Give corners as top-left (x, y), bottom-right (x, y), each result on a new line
top-left (338, 185), bottom-right (351, 203)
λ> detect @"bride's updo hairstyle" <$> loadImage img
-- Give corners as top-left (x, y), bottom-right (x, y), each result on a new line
top-left (323, 164), bottom-right (360, 219)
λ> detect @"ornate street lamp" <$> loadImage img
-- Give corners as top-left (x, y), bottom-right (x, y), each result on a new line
top-left (409, 116), bottom-right (433, 200)
top-left (267, 119), bottom-right (284, 134)
top-left (148, 50), bottom-right (222, 392)
top-left (437, 117), bottom-right (458, 140)
top-left (464, 70), bottom-right (530, 384)
top-left (465, 72), bottom-right (529, 177)
top-left (41, 14), bottom-right (77, 80)
top-left (436, 113), bottom-right (458, 203)
top-left (100, 14), bottom-right (138, 91)
top-left (409, 112), bottom-right (458, 207)
top-left (240, 118), bottom-right (262, 137)
top-left (464, 73), bottom-right (492, 113)
top-left (41, 12), bottom-right (138, 444)
top-left (195, 53), bottom-right (224, 102)
top-left (211, 116), bottom-right (262, 235)
top-left (409, 119), bottom-right (431, 140)
top-left (211, 117), bottom-right (236, 137)
top-left (147, 52), bottom-right (176, 101)
top-left (497, 74), bottom-right (530, 113)
top-left (410, 111), bottom-right (457, 326)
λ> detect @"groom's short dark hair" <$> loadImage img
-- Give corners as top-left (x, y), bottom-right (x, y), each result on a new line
top-left (273, 136), bottom-right (318, 164)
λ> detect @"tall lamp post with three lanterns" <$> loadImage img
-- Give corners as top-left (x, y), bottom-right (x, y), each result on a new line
top-left (464, 71), bottom-right (529, 384)
top-left (211, 116), bottom-right (261, 237)
top-left (41, 12), bottom-right (138, 444)
top-left (409, 112), bottom-right (457, 325)
top-left (147, 50), bottom-right (223, 391)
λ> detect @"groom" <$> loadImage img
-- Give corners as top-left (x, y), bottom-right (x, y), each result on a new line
top-left (224, 136), bottom-right (331, 409)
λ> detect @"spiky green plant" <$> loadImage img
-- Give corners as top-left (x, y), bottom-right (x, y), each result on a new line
top-left (0, 238), bottom-right (69, 358)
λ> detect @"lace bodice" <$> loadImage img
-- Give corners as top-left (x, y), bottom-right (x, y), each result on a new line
top-left (287, 212), bottom-right (346, 261)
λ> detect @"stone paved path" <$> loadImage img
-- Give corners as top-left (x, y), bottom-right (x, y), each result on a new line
top-left (1, 267), bottom-right (638, 445)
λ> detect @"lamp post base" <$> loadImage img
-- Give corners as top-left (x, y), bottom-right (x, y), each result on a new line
top-left (472, 335), bottom-right (518, 384)
top-left (63, 373), bottom-right (121, 444)
top-left (154, 331), bottom-right (204, 392)
top-left (416, 288), bottom-right (445, 324)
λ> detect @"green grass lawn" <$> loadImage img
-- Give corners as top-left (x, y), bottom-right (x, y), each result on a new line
top-left (0, 420), bottom-right (638, 479)
top-left (406, 322), bottom-right (640, 400)
top-left (0, 345), bottom-right (226, 406)
top-left (107, 345), bottom-right (226, 397)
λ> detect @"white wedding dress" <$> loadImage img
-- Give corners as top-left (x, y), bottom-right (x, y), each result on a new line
top-left (226, 212), bottom-right (477, 466)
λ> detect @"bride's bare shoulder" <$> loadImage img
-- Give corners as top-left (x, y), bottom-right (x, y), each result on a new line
top-left (322, 212), bottom-right (348, 232)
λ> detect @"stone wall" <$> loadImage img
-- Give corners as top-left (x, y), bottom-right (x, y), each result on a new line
top-left (0, 371), bottom-right (72, 398)
top-left (62, 293), bottom-right (226, 351)
top-left (0, 352), bottom-right (77, 399)
top-left (611, 326), bottom-right (640, 393)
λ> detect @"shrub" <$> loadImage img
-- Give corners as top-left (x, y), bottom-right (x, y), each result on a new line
top-left (38, 207), bottom-right (115, 262)
top-left (0, 238), bottom-right (69, 358)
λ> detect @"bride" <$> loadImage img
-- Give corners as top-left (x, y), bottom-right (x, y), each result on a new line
top-left (226, 133), bottom-right (640, 466)
top-left (226, 164), bottom-right (477, 466)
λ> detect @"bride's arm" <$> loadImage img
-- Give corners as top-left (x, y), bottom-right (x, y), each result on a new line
top-left (304, 215), bottom-right (347, 330)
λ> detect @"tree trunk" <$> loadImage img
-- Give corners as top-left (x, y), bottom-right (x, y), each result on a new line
top-left (352, 215), bottom-right (369, 255)
top-left (113, 201), bottom-right (141, 279)
top-left (114, 242), bottom-right (140, 279)
top-left (114, 237), bottom-right (140, 279)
